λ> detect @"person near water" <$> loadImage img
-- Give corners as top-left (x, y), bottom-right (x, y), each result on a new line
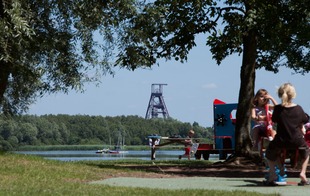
top-left (179, 130), bottom-right (195, 160)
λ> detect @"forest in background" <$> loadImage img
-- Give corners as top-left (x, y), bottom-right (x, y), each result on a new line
top-left (0, 114), bottom-right (213, 151)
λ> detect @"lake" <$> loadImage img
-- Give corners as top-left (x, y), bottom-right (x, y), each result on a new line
top-left (14, 150), bottom-right (220, 161)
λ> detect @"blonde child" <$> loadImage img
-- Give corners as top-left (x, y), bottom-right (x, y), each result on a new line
top-left (265, 83), bottom-right (309, 186)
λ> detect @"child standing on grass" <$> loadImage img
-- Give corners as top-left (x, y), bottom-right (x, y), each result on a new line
top-left (251, 89), bottom-right (278, 151)
top-left (179, 129), bottom-right (195, 160)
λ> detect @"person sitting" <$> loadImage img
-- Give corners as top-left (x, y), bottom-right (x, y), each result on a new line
top-left (251, 89), bottom-right (277, 151)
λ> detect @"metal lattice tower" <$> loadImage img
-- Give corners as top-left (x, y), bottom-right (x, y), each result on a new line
top-left (145, 84), bottom-right (170, 119)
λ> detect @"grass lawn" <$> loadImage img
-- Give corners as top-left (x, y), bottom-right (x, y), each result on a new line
top-left (0, 152), bottom-right (278, 196)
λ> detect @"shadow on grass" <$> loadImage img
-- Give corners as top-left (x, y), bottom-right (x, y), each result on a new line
top-left (82, 159), bottom-right (269, 178)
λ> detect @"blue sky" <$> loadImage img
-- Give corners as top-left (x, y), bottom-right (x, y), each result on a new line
top-left (28, 35), bottom-right (310, 127)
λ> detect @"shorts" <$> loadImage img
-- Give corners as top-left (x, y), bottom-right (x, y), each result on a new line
top-left (252, 124), bottom-right (268, 137)
top-left (266, 136), bottom-right (309, 161)
top-left (184, 147), bottom-right (191, 155)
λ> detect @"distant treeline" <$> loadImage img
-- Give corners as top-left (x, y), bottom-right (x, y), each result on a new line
top-left (0, 114), bottom-right (213, 151)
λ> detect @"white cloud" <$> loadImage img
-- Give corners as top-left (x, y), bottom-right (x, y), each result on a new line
top-left (202, 83), bottom-right (217, 89)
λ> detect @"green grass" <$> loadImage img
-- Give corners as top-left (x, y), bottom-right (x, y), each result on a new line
top-left (0, 152), bottom-right (277, 196)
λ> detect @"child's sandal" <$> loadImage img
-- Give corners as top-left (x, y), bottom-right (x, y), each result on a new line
top-left (298, 180), bottom-right (310, 186)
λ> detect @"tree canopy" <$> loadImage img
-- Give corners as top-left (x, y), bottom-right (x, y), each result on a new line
top-left (115, 0), bottom-right (310, 157)
top-left (0, 0), bottom-right (141, 114)
top-left (117, 1), bottom-right (309, 70)
top-left (0, 1), bottom-right (309, 157)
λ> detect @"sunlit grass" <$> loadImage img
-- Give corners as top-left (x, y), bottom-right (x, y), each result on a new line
top-left (0, 152), bottom-right (277, 196)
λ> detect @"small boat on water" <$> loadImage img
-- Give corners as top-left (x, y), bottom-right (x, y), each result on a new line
top-left (95, 149), bottom-right (121, 154)
top-left (95, 148), bottom-right (110, 154)
top-left (107, 150), bottom-right (120, 154)
top-left (96, 145), bottom-right (126, 154)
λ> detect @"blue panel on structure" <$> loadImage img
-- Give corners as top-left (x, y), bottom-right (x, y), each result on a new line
top-left (213, 103), bottom-right (238, 152)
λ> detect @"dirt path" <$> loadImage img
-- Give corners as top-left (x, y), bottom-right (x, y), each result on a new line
top-left (116, 159), bottom-right (306, 179)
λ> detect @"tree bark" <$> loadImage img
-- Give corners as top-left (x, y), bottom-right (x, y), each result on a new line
top-left (0, 0), bottom-right (9, 105)
top-left (0, 62), bottom-right (9, 103)
top-left (234, 28), bottom-right (257, 157)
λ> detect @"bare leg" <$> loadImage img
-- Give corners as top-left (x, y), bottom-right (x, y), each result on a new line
top-left (299, 155), bottom-right (309, 182)
top-left (270, 129), bottom-right (277, 139)
top-left (251, 127), bottom-right (259, 151)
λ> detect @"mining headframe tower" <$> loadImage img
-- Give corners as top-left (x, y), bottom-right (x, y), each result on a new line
top-left (145, 83), bottom-right (170, 119)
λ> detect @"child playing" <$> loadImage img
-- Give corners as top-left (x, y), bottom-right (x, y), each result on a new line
top-left (264, 83), bottom-right (309, 186)
top-left (251, 89), bottom-right (278, 151)
top-left (179, 130), bottom-right (195, 160)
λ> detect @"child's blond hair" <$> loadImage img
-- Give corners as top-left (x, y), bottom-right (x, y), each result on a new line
top-left (278, 83), bottom-right (296, 106)
top-left (189, 130), bottom-right (194, 135)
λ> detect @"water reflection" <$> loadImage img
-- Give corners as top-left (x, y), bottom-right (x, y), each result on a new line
top-left (15, 150), bottom-right (184, 161)
top-left (15, 150), bottom-right (220, 161)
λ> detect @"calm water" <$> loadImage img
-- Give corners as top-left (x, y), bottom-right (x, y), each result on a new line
top-left (14, 150), bottom-right (220, 161)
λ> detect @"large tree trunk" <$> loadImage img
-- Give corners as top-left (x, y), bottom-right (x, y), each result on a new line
top-left (0, 61), bottom-right (10, 105)
top-left (0, 0), bottom-right (9, 106)
top-left (234, 28), bottom-right (257, 157)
